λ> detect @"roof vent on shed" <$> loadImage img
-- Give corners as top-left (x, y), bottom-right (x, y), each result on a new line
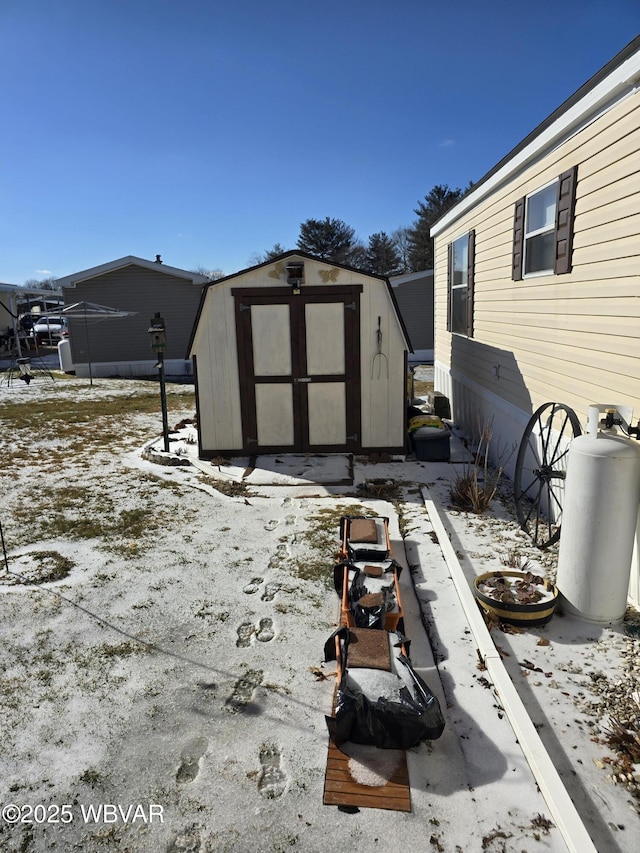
top-left (155, 254), bottom-right (163, 264)
top-left (286, 261), bottom-right (304, 291)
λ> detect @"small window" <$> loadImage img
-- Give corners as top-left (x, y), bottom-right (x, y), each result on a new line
top-left (512, 166), bottom-right (578, 280)
top-left (448, 231), bottom-right (475, 336)
top-left (523, 182), bottom-right (557, 275)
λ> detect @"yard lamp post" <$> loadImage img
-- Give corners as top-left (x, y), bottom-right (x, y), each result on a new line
top-left (148, 313), bottom-right (170, 453)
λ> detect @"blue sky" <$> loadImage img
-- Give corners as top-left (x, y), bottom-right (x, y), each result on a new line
top-left (1, 0), bottom-right (638, 283)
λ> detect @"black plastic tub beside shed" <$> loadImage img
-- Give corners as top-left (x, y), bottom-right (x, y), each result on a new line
top-left (411, 424), bottom-right (451, 461)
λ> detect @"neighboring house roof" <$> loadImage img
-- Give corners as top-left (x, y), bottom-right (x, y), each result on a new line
top-left (0, 282), bottom-right (61, 297)
top-left (56, 255), bottom-right (209, 288)
top-left (187, 249), bottom-right (413, 355)
top-left (431, 34), bottom-right (640, 237)
top-left (389, 269), bottom-right (434, 287)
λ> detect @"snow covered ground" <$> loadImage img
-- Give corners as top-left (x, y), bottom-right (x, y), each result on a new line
top-left (0, 369), bottom-right (638, 852)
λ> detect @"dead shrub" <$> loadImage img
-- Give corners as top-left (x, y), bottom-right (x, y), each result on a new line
top-left (450, 420), bottom-right (514, 514)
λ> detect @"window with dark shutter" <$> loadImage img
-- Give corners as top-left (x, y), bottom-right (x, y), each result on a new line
top-left (554, 165), bottom-right (578, 274)
top-left (512, 197), bottom-right (525, 281)
top-left (467, 229), bottom-right (475, 336)
top-left (514, 165), bottom-right (578, 279)
top-left (446, 243), bottom-right (452, 332)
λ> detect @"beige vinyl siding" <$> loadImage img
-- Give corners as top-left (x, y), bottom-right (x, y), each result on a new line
top-left (64, 265), bottom-right (204, 365)
top-left (435, 89), bottom-right (640, 428)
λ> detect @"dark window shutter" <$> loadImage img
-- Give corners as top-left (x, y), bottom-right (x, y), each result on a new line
top-left (466, 230), bottom-right (475, 337)
top-left (512, 197), bottom-right (525, 280)
top-left (446, 242), bottom-right (452, 332)
top-left (554, 165), bottom-right (578, 274)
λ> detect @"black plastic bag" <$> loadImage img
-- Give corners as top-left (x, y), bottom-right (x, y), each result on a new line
top-left (324, 628), bottom-right (445, 749)
top-left (327, 673), bottom-right (445, 749)
top-left (350, 573), bottom-right (389, 629)
top-left (351, 598), bottom-right (387, 629)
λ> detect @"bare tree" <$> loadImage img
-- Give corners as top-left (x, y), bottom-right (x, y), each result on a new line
top-left (191, 266), bottom-right (225, 281)
top-left (391, 227), bottom-right (412, 274)
top-left (23, 277), bottom-right (60, 292)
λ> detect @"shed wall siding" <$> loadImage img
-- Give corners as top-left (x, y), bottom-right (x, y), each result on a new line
top-left (191, 257), bottom-right (409, 454)
top-left (192, 280), bottom-right (243, 451)
top-left (434, 91), bottom-right (640, 433)
top-left (360, 278), bottom-right (407, 448)
top-left (64, 265), bottom-right (204, 366)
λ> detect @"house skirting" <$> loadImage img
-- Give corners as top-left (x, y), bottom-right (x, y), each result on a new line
top-left (434, 360), bottom-right (530, 481)
top-left (435, 359), bottom-right (640, 610)
top-left (72, 359), bottom-right (193, 380)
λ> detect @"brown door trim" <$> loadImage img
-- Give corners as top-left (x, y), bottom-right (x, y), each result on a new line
top-left (234, 286), bottom-right (363, 453)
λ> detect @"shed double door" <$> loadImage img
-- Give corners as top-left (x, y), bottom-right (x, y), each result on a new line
top-left (234, 286), bottom-right (362, 454)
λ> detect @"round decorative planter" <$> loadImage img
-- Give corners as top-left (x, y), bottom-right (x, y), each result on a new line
top-left (474, 570), bottom-right (558, 627)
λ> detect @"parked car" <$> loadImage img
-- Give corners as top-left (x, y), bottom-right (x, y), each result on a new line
top-left (32, 316), bottom-right (68, 345)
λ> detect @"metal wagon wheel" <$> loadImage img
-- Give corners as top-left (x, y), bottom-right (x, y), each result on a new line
top-left (513, 402), bottom-right (582, 549)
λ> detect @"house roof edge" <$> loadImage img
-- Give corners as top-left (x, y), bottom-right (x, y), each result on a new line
top-left (431, 34), bottom-right (640, 237)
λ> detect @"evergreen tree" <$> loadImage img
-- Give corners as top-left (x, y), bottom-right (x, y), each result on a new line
top-left (365, 232), bottom-right (401, 277)
top-left (296, 217), bottom-right (356, 264)
top-left (407, 184), bottom-right (468, 272)
top-left (248, 243), bottom-right (289, 265)
top-left (260, 242), bottom-right (288, 262)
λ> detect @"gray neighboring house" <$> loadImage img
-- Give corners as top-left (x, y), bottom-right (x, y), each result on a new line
top-left (389, 270), bottom-right (434, 362)
top-left (57, 256), bottom-right (209, 378)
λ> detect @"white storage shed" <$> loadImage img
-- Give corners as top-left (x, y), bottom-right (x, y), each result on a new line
top-left (188, 252), bottom-right (412, 457)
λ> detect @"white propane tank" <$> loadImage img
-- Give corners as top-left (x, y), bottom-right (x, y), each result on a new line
top-left (57, 338), bottom-right (74, 373)
top-left (556, 432), bottom-right (640, 623)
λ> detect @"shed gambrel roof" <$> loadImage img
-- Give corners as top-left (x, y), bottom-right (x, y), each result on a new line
top-left (187, 249), bottom-right (413, 356)
top-left (431, 34), bottom-right (640, 237)
top-left (56, 255), bottom-right (209, 288)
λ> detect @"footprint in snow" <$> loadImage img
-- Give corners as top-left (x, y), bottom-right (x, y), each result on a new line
top-left (256, 618), bottom-right (275, 643)
top-left (175, 736), bottom-right (208, 784)
top-left (257, 744), bottom-right (287, 799)
top-left (225, 669), bottom-right (264, 714)
top-left (261, 582), bottom-right (280, 602)
top-left (243, 577), bottom-right (263, 595)
top-left (236, 622), bottom-right (255, 647)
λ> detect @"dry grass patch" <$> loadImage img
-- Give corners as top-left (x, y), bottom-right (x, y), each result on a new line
top-left (412, 375), bottom-right (434, 399)
top-left (294, 503), bottom-right (370, 586)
